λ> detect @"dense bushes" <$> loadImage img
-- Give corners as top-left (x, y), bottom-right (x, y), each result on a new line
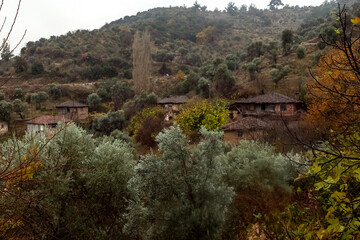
top-left (122, 92), bottom-right (157, 119)
top-left (174, 71), bottom-right (199, 94)
top-left (125, 125), bottom-right (234, 239)
top-left (296, 45), bottom-right (306, 59)
top-left (47, 83), bottom-right (62, 100)
top-left (87, 93), bottom-right (102, 110)
top-left (153, 49), bottom-right (174, 62)
top-left (0, 122), bottom-right (305, 239)
top-left (31, 60), bottom-right (44, 75)
top-left (176, 99), bottom-right (229, 137)
top-left (96, 78), bottom-right (133, 109)
top-left (12, 99), bottom-right (28, 119)
top-left (0, 124), bottom-right (136, 239)
top-left (269, 64), bottom-right (291, 87)
top-left (222, 141), bottom-right (306, 239)
top-left (92, 111), bottom-right (126, 135)
top-left (24, 91), bottom-right (49, 109)
top-left (128, 106), bottom-right (165, 147)
top-left (245, 57), bottom-right (261, 81)
top-left (83, 64), bottom-right (118, 80)
top-left (213, 63), bottom-right (235, 95)
top-left (0, 100), bottom-right (12, 122)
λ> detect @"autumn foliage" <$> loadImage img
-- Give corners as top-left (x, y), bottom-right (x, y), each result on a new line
top-left (306, 42), bottom-right (360, 138)
top-left (303, 8), bottom-right (360, 238)
top-left (196, 26), bottom-right (217, 45)
top-left (176, 99), bottom-right (229, 137)
top-left (128, 106), bottom-right (167, 146)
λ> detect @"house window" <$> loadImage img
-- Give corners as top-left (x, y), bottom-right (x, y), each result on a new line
top-left (266, 105), bottom-right (275, 112)
top-left (67, 107), bottom-right (70, 112)
top-left (237, 130), bottom-right (243, 137)
top-left (261, 104), bottom-right (266, 111)
top-left (280, 104), bottom-right (287, 111)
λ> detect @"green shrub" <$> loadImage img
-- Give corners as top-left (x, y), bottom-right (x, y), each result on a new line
top-left (0, 91), bottom-right (5, 100)
top-left (269, 64), bottom-right (291, 87)
top-left (176, 99), bottom-right (229, 137)
top-left (0, 100), bottom-right (12, 122)
top-left (31, 61), bottom-right (44, 75)
top-left (87, 93), bottom-right (102, 110)
top-left (296, 45), bottom-right (306, 59)
top-left (0, 124), bottom-right (135, 239)
top-left (125, 125), bottom-right (234, 239)
top-left (47, 83), bottom-right (62, 100)
top-left (92, 111), bottom-right (126, 135)
top-left (128, 106), bottom-right (165, 146)
top-left (13, 88), bottom-right (23, 99)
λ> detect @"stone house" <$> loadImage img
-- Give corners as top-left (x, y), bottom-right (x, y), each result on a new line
top-left (0, 121), bottom-right (8, 135)
top-left (229, 93), bottom-right (303, 119)
top-left (157, 95), bottom-right (188, 121)
top-left (56, 101), bottom-right (88, 120)
top-left (222, 117), bottom-right (270, 144)
top-left (27, 115), bottom-right (71, 133)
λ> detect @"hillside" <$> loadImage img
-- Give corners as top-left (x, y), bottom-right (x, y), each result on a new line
top-left (0, 0), bottom-right (359, 101)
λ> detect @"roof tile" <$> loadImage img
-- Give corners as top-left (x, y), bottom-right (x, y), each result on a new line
top-left (157, 95), bottom-right (188, 104)
top-left (27, 115), bottom-right (72, 125)
top-left (239, 93), bottom-right (300, 104)
top-left (222, 117), bottom-right (270, 131)
top-left (56, 100), bottom-right (88, 108)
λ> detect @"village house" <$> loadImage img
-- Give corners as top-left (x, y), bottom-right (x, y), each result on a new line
top-left (27, 115), bottom-right (71, 133)
top-left (229, 92), bottom-right (303, 119)
top-left (0, 121), bottom-right (8, 135)
top-left (56, 100), bottom-right (88, 120)
top-left (222, 117), bottom-right (270, 144)
top-left (157, 95), bottom-right (188, 121)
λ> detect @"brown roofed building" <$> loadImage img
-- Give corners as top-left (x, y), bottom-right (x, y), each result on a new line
top-left (56, 100), bottom-right (88, 120)
top-left (27, 115), bottom-right (71, 133)
top-left (222, 117), bottom-right (270, 143)
top-left (157, 95), bottom-right (188, 121)
top-left (229, 93), bottom-right (303, 119)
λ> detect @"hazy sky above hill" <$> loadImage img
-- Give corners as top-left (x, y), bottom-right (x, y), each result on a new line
top-left (2, 0), bottom-right (324, 55)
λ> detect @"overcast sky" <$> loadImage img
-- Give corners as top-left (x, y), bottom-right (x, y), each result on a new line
top-left (2, 0), bottom-right (324, 55)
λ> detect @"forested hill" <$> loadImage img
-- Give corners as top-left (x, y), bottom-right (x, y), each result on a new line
top-left (1, 0), bottom-right (359, 99)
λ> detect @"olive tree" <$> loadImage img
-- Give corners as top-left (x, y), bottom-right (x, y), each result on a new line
top-left (0, 124), bottom-right (136, 239)
top-left (125, 125), bottom-right (234, 239)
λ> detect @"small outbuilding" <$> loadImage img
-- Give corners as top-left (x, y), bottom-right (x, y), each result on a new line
top-left (56, 100), bottom-right (88, 120)
top-left (27, 115), bottom-right (72, 133)
top-left (222, 117), bottom-right (270, 143)
top-left (157, 95), bottom-right (188, 121)
top-left (0, 121), bottom-right (8, 135)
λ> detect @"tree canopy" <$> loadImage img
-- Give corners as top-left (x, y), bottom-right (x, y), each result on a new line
top-left (176, 99), bottom-right (229, 137)
top-left (124, 125), bottom-right (234, 239)
top-left (268, 0), bottom-right (284, 10)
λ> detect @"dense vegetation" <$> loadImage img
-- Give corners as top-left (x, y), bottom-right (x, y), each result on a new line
top-left (0, 123), bottom-right (305, 239)
top-left (0, 0), bottom-right (360, 239)
top-left (0, 0), bottom-right (357, 100)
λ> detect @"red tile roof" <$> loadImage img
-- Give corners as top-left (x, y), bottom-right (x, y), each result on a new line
top-left (222, 117), bottom-right (270, 131)
top-left (27, 115), bottom-right (72, 125)
top-left (239, 93), bottom-right (301, 104)
top-left (56, 100), bottom-right (88, 108)
top-left (158, 95), bottom-right (188, 104)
